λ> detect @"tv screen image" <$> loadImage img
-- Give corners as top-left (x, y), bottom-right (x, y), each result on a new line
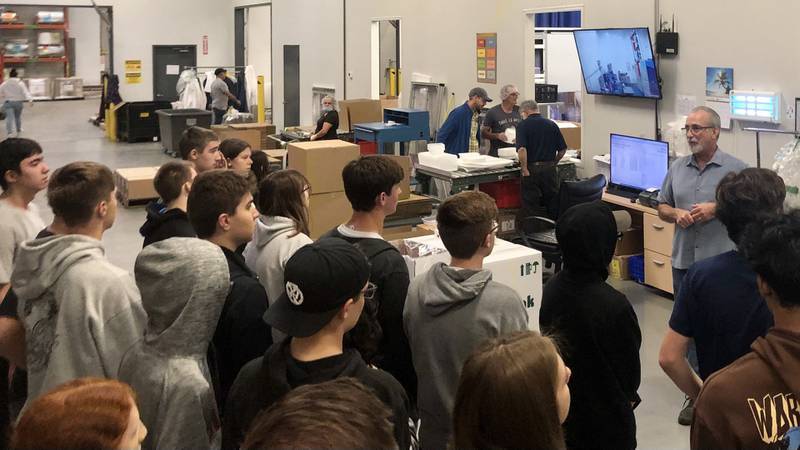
top-left (573, 28), bottom-right (661, 99)
top-left (610, 134), bottom-right (669, 193)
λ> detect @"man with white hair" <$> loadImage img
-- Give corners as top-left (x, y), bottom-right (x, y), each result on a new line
top-left (310, 95), bottom-right (338, 141)
top-left (481, 84), bottom-right (522, 157)
top-left (656, 105), bottom-right (748, 425)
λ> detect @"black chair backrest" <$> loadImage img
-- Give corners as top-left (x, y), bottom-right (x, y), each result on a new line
top-left (556, 174), bottom-right (607, 219)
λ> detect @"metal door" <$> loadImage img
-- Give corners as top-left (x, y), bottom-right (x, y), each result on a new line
top-left (283, 45), bottom-right (300, 126)
top-left (234, 8), bottom-right (245, 68)
top-left (152, 45), bottom-right (197, 102)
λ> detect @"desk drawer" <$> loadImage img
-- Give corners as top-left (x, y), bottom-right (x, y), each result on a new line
top-left (644, 213), bottom-right (674, 256)
top-left (644, 249), bottom-right (673, 294)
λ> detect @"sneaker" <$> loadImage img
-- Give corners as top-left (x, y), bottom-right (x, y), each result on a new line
top-left (678, 397), bottom-right (694, 426)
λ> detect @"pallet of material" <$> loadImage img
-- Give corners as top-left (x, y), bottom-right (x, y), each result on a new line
top-left (114, 166), bottom-right (159, 207)
top-left (386, 194), bottom-right (434, 221)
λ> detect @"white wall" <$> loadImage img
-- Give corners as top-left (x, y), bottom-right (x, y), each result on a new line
top-left (67, 7), bottom-right (102, 85)
top-left (12, 0), bottom-right (235, 101)
top-left (245, 4), bottom-right (272, 110)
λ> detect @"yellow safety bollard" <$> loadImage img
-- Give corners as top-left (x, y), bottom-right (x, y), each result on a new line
top-left (257, 75), bottom-right (265, 124)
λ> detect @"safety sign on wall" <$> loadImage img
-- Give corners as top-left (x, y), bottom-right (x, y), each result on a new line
top-left (476, 33), bottom-right (497, 84)
top-left (125, 60), bottom-right (142, 84)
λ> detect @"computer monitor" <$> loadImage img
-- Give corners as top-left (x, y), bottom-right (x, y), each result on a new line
top-left (609, 133), bottom-right (669, 196)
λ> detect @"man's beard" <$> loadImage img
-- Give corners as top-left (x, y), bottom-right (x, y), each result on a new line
top-left (689, 141), bottom-right (704, 154)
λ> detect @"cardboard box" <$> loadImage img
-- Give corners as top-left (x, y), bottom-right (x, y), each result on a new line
top-left (609, 253), bottom-right (642, 280)
top-left (230, 123), bottom-right (278, 150)
top-left (339, 98), bottom-right (383, 132)
top-left (387, 194), bottom-right (433, 222)
top-left (367, 154), bottom-right (411, 200)
top-left (399, 235), bottom-right (543, 330)
top-left (380, 95), bottom-right (399, 110)
top-left (555, 121), bottom-right (581, 150)
top-left (114, 166), bottom-right (160, 206)
top-left (308, 191), bottom-right (353, 239)
top-left (288, 140), bottom-right (360, 194)
top-left (382, 225), bottom-right (435, 241)
top-left (214, 128), bottom-right (262, 152)
top-left (615, 228), bottom-right (644, 256)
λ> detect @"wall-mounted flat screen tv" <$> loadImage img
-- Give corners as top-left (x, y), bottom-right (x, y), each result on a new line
top-left (573, 27), bottom-right (662, 99)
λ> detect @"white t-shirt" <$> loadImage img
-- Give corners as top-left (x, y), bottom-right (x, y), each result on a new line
top-left (0, 199), bottom-right (45, 283)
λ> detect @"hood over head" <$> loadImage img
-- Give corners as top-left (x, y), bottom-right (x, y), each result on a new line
top-left (421, 263), bottom-right (492, 316)
top-left (12, 235), bottom-right (105, 301)
top-left (134, 237), bottom-right (229, 356)
top-left (557, 201), bottom-right (629, 279)
top-left (251, 216), bottom-right (298, 249)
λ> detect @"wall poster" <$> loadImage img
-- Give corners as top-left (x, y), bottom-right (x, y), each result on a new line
top-left (477, 33), bottom-right (497, 84)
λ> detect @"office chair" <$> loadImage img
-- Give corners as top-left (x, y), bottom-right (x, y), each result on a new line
top-left (516, 174), bottom-right (607, 273)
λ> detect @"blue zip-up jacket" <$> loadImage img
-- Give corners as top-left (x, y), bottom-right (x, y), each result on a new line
top-left (436, 102), bottom-right (480, 155)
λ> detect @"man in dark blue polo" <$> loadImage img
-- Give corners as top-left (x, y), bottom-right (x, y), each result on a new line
top-left (437, 87), bottom-right (491, 155)
top-left (516, 99), bottom-right (567, 218)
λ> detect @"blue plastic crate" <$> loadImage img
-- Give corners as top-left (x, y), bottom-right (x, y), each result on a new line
top-left (629, 254), bottom-right (645, 284)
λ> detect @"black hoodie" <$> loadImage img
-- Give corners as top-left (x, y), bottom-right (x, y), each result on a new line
top-left (139, 202), bottom-right (196, 247)
top-left (540, 201), bottom-right (642, 450)
top-left (222, 339), bottom-right (410, 450)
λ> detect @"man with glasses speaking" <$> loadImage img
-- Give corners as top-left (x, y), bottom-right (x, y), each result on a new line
top-left (656, 106), bottom-right (748, 424)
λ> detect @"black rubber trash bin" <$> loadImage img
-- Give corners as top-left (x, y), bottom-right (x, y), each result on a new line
top-left (118, 101), bottom-right (172, 143)
top-left (156, 108), bottom-right (213, 157)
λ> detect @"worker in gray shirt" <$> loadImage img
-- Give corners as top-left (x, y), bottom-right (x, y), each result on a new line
top-left (210, 68), bottom-right (240, 125)
top-left (656, 105), bottom-right (747, 425)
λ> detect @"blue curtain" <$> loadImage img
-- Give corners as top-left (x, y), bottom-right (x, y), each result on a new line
top-left (535, 11), bottom-right (581, 28)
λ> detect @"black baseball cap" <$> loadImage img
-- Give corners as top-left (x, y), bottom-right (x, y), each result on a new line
top-left (469, 87), bottom-right (493, 103)
top-left (264, 238), bottom-right (371, 338)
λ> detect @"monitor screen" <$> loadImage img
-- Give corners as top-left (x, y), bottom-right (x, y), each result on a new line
top-left (573, 28), bottom-right (662, 99)
top-left (610, 134), bottom-right (669, 192)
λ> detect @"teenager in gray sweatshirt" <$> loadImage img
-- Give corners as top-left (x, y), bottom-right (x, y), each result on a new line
top-left (403, 191), bottom-right (529, 450)
top-left (11, 162), bottom-right (145, 404)
top-left (119, 238), bottom-right (230, 450)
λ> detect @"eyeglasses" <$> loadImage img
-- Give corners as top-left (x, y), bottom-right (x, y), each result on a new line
top-left (302, 185), bottom-right (312, 194)
top-left (681, 125), bottom-right (715, 134)
top-left (362, 282), bottom-right (378, 302)
top-left (490, 221), bottom-right (500, 235)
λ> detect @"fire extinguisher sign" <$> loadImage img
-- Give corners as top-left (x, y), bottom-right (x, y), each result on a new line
top-left (202, 35), bottom-right (208, 55)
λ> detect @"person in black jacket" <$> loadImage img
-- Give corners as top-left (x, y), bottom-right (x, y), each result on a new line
top-left (320, 156), bottom-right (416, 403)
top-left (539, 201), bottom-right (642, 450)
top-left (187, 169), bottom-right (272, 412)
top-left (140, 161), bottom-right (197, 247)
top-left (222, 238), bottom-right (410, 450)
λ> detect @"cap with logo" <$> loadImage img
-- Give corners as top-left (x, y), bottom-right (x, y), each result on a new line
top-left (264, 237), bottom-right (371, 338)
top-left (468, 87), bottom-right (493, 103)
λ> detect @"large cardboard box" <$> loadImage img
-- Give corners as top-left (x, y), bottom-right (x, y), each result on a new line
top-left (399, 235), bottom-right (543, 329)
top-left (230, 123), bottom-right (278, 150)
top-left (308, 191), bottom-right (353, 239)
top-left (609, 253), bottom-right (642, 280)
top-left (367, 155), bottom-right (411, 200)
top-left (339, 98), bottom-right (382, 132)
top-left (288, 140), bottom-right (360, 194)
top-left (387, 194), bottom-right (433, 221)
top-left (114, 166), bottom-right (160, 206)
top-left (382, 225), bottom-right (435, 241)
top-left (555, 121), bottom-right (581, 150)
top-left (614, 228), bottom-right (644, 256)
top-left (380, 95), bottom-right (399, 110)
top-left (213, 128), bottom-right (262, 152)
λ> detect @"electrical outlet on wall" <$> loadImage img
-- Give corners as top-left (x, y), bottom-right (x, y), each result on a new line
top-left (347, 72), bottom-right (353, 80)
top-left (787, 105), bottom-right (795, 121)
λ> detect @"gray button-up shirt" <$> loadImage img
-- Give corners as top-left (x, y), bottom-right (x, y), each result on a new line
top-left (657, 148), bottom-right (748, 269)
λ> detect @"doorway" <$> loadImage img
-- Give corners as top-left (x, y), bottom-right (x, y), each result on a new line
top-left (370, 19), bottom-right (400, 99)
top-left (530, 10), bottom-right (582, 123)
top-left (283, 45), bottom-right (300, 126)
top-left (234, 4), bottom-right (272, 121)
top-left (152, 45), bottom-right (197, 102)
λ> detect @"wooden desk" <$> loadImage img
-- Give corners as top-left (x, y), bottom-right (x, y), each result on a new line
top-left (602, 193), bottom-right (675, 294)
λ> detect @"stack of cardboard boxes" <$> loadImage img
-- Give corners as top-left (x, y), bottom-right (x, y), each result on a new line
top-left (609, 227), bottom-right (644, 280)
top-left (288, 140), bottom-right (360, 239)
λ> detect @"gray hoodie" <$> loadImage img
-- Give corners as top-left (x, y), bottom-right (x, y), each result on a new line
top-left (11, 234), bottom-right (145, 403)
top-left (403, 262), bottom-right (528, 450)
top-left (243, 216), bottom-right (311, 342)
top-left (118, 238), bottom-right (230, 450)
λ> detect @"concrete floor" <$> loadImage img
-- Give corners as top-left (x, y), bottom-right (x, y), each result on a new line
top-left (8, 99), bottom-right (690, 449)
